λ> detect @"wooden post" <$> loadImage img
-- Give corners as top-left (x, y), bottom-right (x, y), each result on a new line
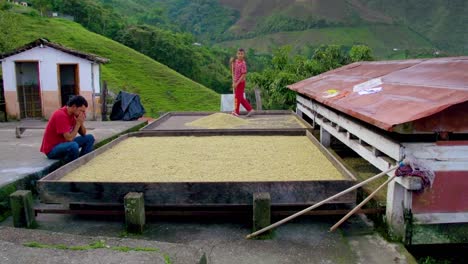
top-left (386, 180), bottom-right (412, 240)
top-left (10, 190), bottom-right (36, 228)
top-left (124, 192), bottom-right (145, 234)
top-left (101, 81), bottom-right (108, 121)
top-left (320, 126), bottom-right (331, 147)
top-left (296, 106), bottom-right (303, 119)
top-left (253, 192), bottom-right (271, 236)
top-left (254, 88), bottom-right (262, 111)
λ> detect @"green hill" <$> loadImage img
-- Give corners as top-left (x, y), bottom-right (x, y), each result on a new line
top-left (0, 11), bottom-right (220, 116)
top-left (217, 0), bottom-right (466, 55)
top-left (110, 0), bottom-right (466, 58)
top-left (217, 24), bottom-right (434, 59)
top-left (219, 0), bottom-right (393, 34)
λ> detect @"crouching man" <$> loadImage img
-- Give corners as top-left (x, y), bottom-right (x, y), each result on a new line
top-left (40, 95), bottom-right (95, 163)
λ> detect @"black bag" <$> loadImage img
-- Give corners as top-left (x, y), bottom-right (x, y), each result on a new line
top-left (110, 91), bottom-right (146, 121)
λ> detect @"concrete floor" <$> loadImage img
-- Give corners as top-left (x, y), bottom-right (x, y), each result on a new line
top-left (0, 213), bottom-right (416, 264)
top-left (0, 120), bottom-right (145, 188)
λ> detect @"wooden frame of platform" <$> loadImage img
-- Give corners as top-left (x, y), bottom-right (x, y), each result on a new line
top-left (37, 114), bottom-right (357, 209)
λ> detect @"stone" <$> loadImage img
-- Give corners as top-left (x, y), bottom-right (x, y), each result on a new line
top-left (253, 192), bottom-right (271, 236)
top-left (10, 190), bottom-right (36, 228)
top-left (124, 192), bottom-right (145, 234)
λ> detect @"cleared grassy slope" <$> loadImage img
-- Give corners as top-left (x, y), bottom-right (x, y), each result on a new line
top-left (219, 0), bottom-right (392, 33)
top-left (3, 12), bottom-right (220, 115)
top-left (218, 25), bottom-right (434, 59)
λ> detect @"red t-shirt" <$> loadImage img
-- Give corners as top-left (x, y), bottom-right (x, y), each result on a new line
top-left (234, 59), bottom-right (247, 83)
top-left (40, 106), bottom-right (76, 155)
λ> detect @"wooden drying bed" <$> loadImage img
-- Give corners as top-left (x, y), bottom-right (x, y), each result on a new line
top-left (37, 111), bottom-right (357, 213)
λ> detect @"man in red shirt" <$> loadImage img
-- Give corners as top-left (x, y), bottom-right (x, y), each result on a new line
top-left (40, 95), bottom-right (95, 163)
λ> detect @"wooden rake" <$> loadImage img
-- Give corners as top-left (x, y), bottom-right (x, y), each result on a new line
top-left (246, 165), bottom-right (399, 239)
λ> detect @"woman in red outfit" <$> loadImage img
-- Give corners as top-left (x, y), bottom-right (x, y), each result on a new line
top-left (230, 48), bottom-right (254, 117)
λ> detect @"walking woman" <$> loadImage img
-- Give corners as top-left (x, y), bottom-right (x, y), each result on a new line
top-left (230, 48), bottom-right (254, 117)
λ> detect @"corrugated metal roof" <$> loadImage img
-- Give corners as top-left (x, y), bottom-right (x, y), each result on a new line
top-left (0, 38), bottom-right (109, 64)
top-left (288, 57), bottom-right (468, 132)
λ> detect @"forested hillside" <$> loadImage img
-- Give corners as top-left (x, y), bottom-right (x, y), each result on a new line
top-left (105, 0), bottom-right (466, 58)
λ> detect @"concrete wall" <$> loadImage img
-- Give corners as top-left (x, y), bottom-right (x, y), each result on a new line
top-left (1, 46), bottom-right (102, 119)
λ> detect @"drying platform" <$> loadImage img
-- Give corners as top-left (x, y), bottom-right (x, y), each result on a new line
top-left (37, 112), bottom-right (357, 209)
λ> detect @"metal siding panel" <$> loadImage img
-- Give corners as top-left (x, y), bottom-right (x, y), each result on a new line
top-left (412, 171), bottom-right (468, 213)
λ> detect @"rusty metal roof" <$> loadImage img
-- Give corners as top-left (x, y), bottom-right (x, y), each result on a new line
top-left (288, 57), bottom-right (468, 132)
top-left (0, 38), bottom-right (109, 63)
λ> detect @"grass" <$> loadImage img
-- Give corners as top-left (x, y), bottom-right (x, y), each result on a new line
top-left (0, 183), bottom-right (17, 223)
top-left (24, 240), bottom-right (160, 252)
top-left (24, 240), bottom-right (173, 263)
top-left (164, 254), bottom-right (173, 264)
top-left (218, 25), bottom-right (434, 59)
top-left (2, 11), bottom-right (220, 116)
top-left (418, 257), bottom-right (450, 264)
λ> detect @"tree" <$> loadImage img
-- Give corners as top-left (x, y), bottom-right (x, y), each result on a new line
top-left (251, 45), bottom-right (374, 110)
top-left (31, 0), bottom-right (51, 16)
top-left (349, 45), bottom-right (373, 62)
top-left (312, 45), bottom-right (347, 71)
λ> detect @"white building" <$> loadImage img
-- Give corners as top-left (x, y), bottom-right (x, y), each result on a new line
top-left (0, 38), bottom-right (109, 120)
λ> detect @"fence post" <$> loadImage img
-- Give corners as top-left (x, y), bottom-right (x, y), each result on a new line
top-left (101, 81), bottom-right (108, 121)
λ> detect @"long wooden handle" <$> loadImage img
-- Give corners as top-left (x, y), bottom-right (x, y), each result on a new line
top-left (245, 165), bottom-right (398, 239)
top-left (230, 59), bottom-right (235, 95)
top-left (329, 174), bottom-right (397, 232)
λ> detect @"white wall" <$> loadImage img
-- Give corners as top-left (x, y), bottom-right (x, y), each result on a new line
top-left (1, 46), bottom-right (101, 93)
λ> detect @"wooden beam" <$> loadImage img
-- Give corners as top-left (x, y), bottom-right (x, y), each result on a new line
top-left (403, 143), bottom-right (468, 171)
top-left (298, 104), bottom-right (395, 173)
top-left (297, 95), bottom-right (401, 160)
top-left (34, 207), bottom-right (385, 217)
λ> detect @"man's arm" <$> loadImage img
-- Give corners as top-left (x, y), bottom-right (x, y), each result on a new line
top-left (63, 123), bottom-right (81, 142)
top-left (78, 123), bottom-right (87, 136)
top-left (232, 73), bottom-right (246, 89)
